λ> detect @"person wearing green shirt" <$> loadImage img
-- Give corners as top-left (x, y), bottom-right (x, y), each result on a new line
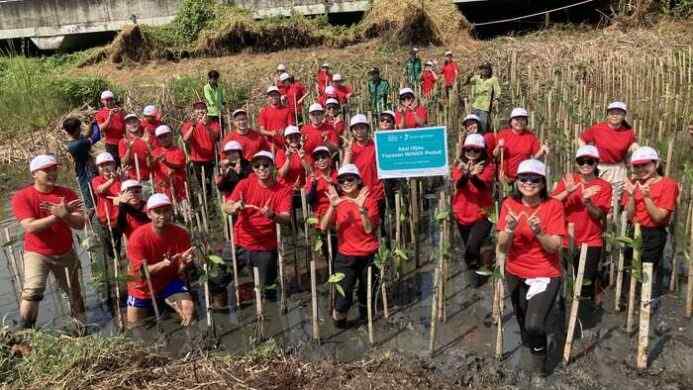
top-left (368, 67), bottom-right (390, 114)
top-left (203, 69), bottom-right (225, 128)
top-left (404, 48), bottom-right (422, 87)
top-left (466, 63), bottom-right (501, 133)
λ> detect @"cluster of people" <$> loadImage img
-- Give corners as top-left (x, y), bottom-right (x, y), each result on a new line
top-left (11, 59), bottom-right (682, 379)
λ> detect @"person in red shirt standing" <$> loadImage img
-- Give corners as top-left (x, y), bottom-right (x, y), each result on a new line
top-left (319, 85), bottom-right (339, 107)
top-left (421, 60), bottom-right (438, 97)
top-left (621, 146), bottom-right (679, 298)
top-left (496, 159), bottom-right (566, 378)
top-left (281, 73), bottom-right (307, 122)
top-left (452, 134), bottom-right (497, 287)
top-left (331, 74), bottom-right (352, 105)
top-left (320, 164), bottom-right (379, 328)
top-left (551, 145), bottom-right (612, 303)
top-left (325, 98), bottom-right (346, 140)
top-left (182, 101), bottom-right (220, 198)
top-left (306, 146), bottom-right (338, 260)
top-left (395, 88), bottom-right (428, 129)
top-left (221, 109), bottom-right (270, 161)
top-left (302, 103), bottom-right (339, 155)
top-left (223, 151), bottom-right (292, 294)
top-left (315, 63), bottom-right (332, 96)
top-left (343, 114), bottom-right (385, 208)
top-left (116, 180), bottom-right (149, 239)
top-left (275, 63), bottom-right (287, 86)
top-left (95, 90), bottom-right (126, 168)
top-left (493, 108), bottom-right (548, 184)
top-left (258, 86), bottom-right (295, 150)
top-left (141, 105), bottom-right (161, 148)
top-left (151, 125), bottom-right (188, 203)
top-left (441, 51), bottom-right (459, 97)
top-left (119, 114), bottom-right (152, 182)
top-left (91, 152), bottom-right (123, 283)
top-left (126, 193), bottom-right (195, 328)
top-left (580, 101), bottom-right (639, 214)
top-left (11, 154), bottom-right (86, 329)
top-left (460, 114), bottom-right (496, 157)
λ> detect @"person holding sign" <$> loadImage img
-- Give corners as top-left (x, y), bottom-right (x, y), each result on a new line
top-left (395, 88), bottom-right (428, 129)
top-left (493, 108), bottom-right (547, 184)
top-left (496, 159), bottom-right (566, 378)
top-left (320, 164), bottom-right (380, 328)
top-left (452, 134), bottom-right (496, 287)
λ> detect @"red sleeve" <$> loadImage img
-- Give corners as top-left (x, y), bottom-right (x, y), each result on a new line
top-left (478, 163), bottom-right (496, 184)
top-left (530, 134), bottom-right (540, 154)
top-left (275, 185), bottom-right (293, 214)
top-left (580, 127), bottom-right (595, 144)
top-left (287, 110), bottom-right (296, 126)
top-left (591, 182), bottom-right (612, 214)
top-left (258, 110), bottom-right (267, 129)
top-left (657, 180), bottom-right (679, 211)
top-left (366, 196), bottom-right (380, 228)
top-left (210, 122), bottom-right (220, 141)
top-left (63, 188), bottom-right (79, 203)
top-left (496, 199), bottom-right (509, 231)
top-left (543, 200), bottom-right (566, 236)
top-left (275, 149), bottom-right (287, 167)
top-left (418, 107), bottom-right (428, 123)
top-left (620, 187), bottom-right (630, 207)
top-left (176, 228), bottom-right (192, 253)
top-left (118, 139), bottom-right (127, 156)
top-left (451, 166), bottom-right (462, 181)
top-left (95, 110), bottom-right (107, 125)
top-left (550, 178), bottom-right (566, 198)
top-left (627, 130), bottom-right (637, 145)
top-left (11, 190), bottom-right (33, 221)
top-left (227, 179), bottom-right (247, 202)
top-left (181, 123), bottom-right (193, 137)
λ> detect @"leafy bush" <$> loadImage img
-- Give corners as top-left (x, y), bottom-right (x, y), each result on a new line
top-left (50, 76), bottom-right (115, 108)
top-left (174, 0), bottom-right (216, 41)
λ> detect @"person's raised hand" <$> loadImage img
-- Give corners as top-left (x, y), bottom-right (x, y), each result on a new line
top-left (326, 185), bottom-right (342, 207)
top-left (528, 215), bottom-right (542, 236)
top-left (582, 186), bottom-right (600, 203)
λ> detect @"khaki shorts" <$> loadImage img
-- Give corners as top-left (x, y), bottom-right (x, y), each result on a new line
top-left (22, 251), bottom-right (81, 302)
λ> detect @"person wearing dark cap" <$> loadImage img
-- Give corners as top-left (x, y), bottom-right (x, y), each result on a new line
top-left (182, 101), bottom-right (220, 198)
top-left (368, 67), bottom-right (390, 114)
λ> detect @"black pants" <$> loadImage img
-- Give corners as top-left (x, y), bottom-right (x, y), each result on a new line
top-left (507, 274), bottom-right (561, 354)
top-left (191, 161), bottom-right (214, 197)
top-left (236, 246), bottom-right (277, 293)
top-left (105, 143), bottom-right (121, 168)
top-left (457, 218), bottom-right (493, 270)
top-left (334, 253), bottom-right (377, 316)
top-left (570, 246), bottom-right (601, 299)
top-left (624, 226), bottom-right (667, 298)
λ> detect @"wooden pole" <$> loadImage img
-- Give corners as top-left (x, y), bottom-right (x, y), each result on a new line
top-left (141, 260), bottom-right (162, 333)
top-left (253, 266), bottom-right (264, 340)
top-left (626, 224), bottom-right (642, 334)
top-left (103, 208), bottom-right (124, 331)
top-left (228, 215), bottom-right (241, 309)
top-left (326, 229), bottom-right (335, 313)
top-left (277, 223), bottom-right (287, 314)
top-left (203, 260), bottom-right (212, 328)
top-left (310, 260), bottom-right (320, 342)
top-left (614, 212), bottom-right (628, 312)
top-left (686, 200), bottom-right (693, 318)
top-left (637, 263), bottom-right (654, 369)
top-left (494, 276), bottom-right (504, 360)
top-left (367, 265), bottom-right (375, 345)
top-left (429, 266), bottom-right (440, 355)
top-left (564, 243), bottom-right (588, 364)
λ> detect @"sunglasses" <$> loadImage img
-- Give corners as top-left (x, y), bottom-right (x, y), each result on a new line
top-left (517, 176), bottom-right (543, 185)
top-left (313, 153), bottom-right (330, 161)
top-left (463, 147), bottom-right (482, 153)
top-left (380, 117), bottom-right (394, 123)
top-left (576, 158), bottom-right (596, 166)
top-left (338, 176), bottom-right (357, 184)
top-left (253, 162), bottom-right (271, 169)
top-left (632, 162), bottom-right (651, 168)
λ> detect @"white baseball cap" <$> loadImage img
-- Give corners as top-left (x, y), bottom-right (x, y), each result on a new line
top-left (251, 150), bottom-right (275, 163)
top-left (279, 72), bottom-right (291, 82)
top-left (325, 98), bottom-right (340, 106)
top-left (121, 179), bottom-right (142, 191)
top-left (350, 114), bottom-right (369, 128)
top-left (143, 105), bottom-right (158, 116)
top-left (517, 159), bottom-right (546, 177)
top-left (463, 114), bottom-right (481, 124)
top-left (95, 152), bottom-right (115, 166)
top-left (576, 145), bottom-right (599, 160)
top-left (231, 108), bottom-right (247, 117)
top-left (510, 108), bottom-right (529, 119)
top-left (607, 101), bottom-right (627, 112)
top-left (266, 86), bottom-right (280, 94)
top-left (425, 60), bottom-right (433, 66)
top-left (312, 145), bottom-right (330, 156)
top-left (412, 47), bottom-right (419, 52)
top-left (223, 140), bottom-right (243, 152)
top-left (332, 73), bottom-right (343, 82)
top-left (325, 86), bottom-right (336, 95)
top-left (276, 63), bottom-right (287, 71)
top-left (631, 146), bottom-right (659, 165)
top-left (29, 154), bottom-right (58, 172)
top-left (463, 134), bottom-right (486, 149)
top-left (146, 193), bottom-right (172, 210)
top-left (321, 62), bottom-right (330, 68)
top-left (399, 88), bottom-right (415, 97)
top-left (309, 103), bottom-right (324, 113)
top-left (284, 125), bottom-right (300, 137)
top-left (154, 125), bottom-right (171, 137)
top-left (380, 110), bottom-right (396, 119)
top-left (337, 163), bottom-right (361, 179)
top-left (124, 113), bottom-right (139, 122)
top-left (100, 90), bottom-right (114, 100)
top-left (445, 50), bottom-right (453, 56)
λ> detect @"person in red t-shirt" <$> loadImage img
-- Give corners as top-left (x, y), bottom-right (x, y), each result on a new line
top-left (151, 125), bottom-right (188, 203)
top-left (621, 146), bottom-right (679, 298)
top-left (460, 114), bottom-right (496, 157)
top-left (306, 146), bottom-right (338, 261)
top-left (579, 101), bottom-right (639, 214)
top-left (275, 63), bottom-right (287, 86)
top-left (315, 63), bottom-right (332, 96)
top-left (182, 101), bottom-right (220, 198)
top-left (496, 159), bottom-right (565, 377)
top-left (126, 193), bottom-right (195, 328)
top-left (118, 114), bottom-right (152, 182)
top-left (302, 103), bottom-right (339, 155)
top-left (320, 164), bottom-right (379, 328)
top-left (421, 61), bottom-right (438, 97)
top-left (276, 126), bottom-right (312, 190)
top-left (223, 151), bottom-right (292, 294)
top-left (12, 154), bottom-right (86, 329)
top-left (116, 180), bottom-right (150, 239)
top-left (258, 86), bottom-right (295, 150)
top-left (141, 105), bottom-right (162, 148)
top-left (331, 74), bottom-right (352, 104)
top-left (325, 98), bottom-right (346, 141)
top-left (95, 90), bottom-right (126, 167)
top-left (493, 108), bottom-right (547, 184)
top-left (91, 152), bottom-right (123, 280)
top-left (280, 74), bottom-right (307, 120)
top-left (344, 114), bottom-right (385, 203)
top-left (441, 51), bottom-right (459, 97)
top-left (221, 109), bottom-right (270, 161)
top-left (395, 88), bottom-right (428, 129)
top-left (551, 145), bottom-right (612, 301)
top-left (452, 134), bottom-right (497, 287)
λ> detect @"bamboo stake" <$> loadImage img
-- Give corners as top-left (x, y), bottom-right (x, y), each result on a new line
top-left (687, 199), bottom-right (693, 318)
top-left (367, 265), bottom-right (374, 345)
top-left (310, 260), bottom-right (320, 342)
top-left (227, 214), bottom-right (241, 309)
top-left (429, 266), bottom-right (440, 355)
top-left (626, 224), bottom-right (642, 334)
top-left (203, 260), bottom-right (212, 328)
top-left (614, 212), bottom-right (628, 312)
top-left (103, 208), bottom-right (124, 331)
top-left (3, 229), bottom-right (22, 304)
top-left (637, 263), bottom-right (653, 369)
top-left (141, 260), bottom-right (162, 334)
top-left (494, 270), bottom-right (505, 360)
top-left (277, 223), bottom-right (287, 314)
top-left (253, 266), bottom-right (264, 340)
top-left (564, 243), bottom-right (588, 364)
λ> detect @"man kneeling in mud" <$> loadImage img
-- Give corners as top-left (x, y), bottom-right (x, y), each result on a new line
top-left (125, 193), bottom-right (196, 328)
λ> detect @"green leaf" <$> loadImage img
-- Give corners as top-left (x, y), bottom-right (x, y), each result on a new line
top-left (207, 254), bottom-right (225, 265)
top-left (306, 217), bottom-right (319, 226)
top-left (1, 236), bottom-right (20, 248)
top-left (435, 208), bottom-right (449, 221)
top-left (328, 272), bottom-right (345, 284)
top-left (335, 284), bottom-right (345, 297)
top-left (582, 279), bottom-right (592, 287)
top-left (393, 248), bottom-right (408, 260)
top-left (264, 283), bottom-right (277, 291)
top-left (475, 267), bottom-right (493, 276)
top-left (313, 238), bottom-right (323, 253)
top-left (614, 236), bottom-right (635, 247)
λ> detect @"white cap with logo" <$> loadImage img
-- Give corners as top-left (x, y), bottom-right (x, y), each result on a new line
top-left (350, 114), bottom-right (369, 128)
top-left (312, 145), bottom-right (330, 155)
top-left (223, 140), bottom-right (243, 152)
top-left (100, 90), bottom-right (114, 100)
top-left (284, 125), bottom-right (300, 137)
top-left (95, 152), bottom-right (115, 165)
top-left (607, 101), bottom-right (627, 112)
top-left (121, 179), bottom-right (142, 191)
top-left (155, 125), bottom-right (171, 137)
top-left (337, 163), bottom-right (361, 178)
top-left (266, 86), bottom-right (280, 94)
top-left (399, 87), bottom-right (415, 97)
top-left (146, 193), bottom-right (172, 210)
top-left (325, 98), bottom-right (339, 106)
top-left (29, 154), bottom-right (58, 172)
top-left (517, 159), bottom-right (546, 177)
top-left (252, 150), bottom-right (275, 163)
top-left (510, 108), bottom-right (529, 119)
top-left (631, 146), bottom-right (659, 165)
top-left (332, 73), bottom-right (343, 82)
top-left (309, 103), bottom-right (324, 113)
top-left (463, 134), bottom-right (486, 149)
top-left (576, 145), bottom-right (600, 160)
top-left (279, 72), bottom-right (291, 82)
top-left (463, 114), bottom-right (481, 124)
top-left (143, 105), bottom-right (158, 116)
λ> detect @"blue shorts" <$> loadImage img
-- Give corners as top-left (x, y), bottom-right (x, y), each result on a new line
top-left (127, 279), bottom-right (189, 308)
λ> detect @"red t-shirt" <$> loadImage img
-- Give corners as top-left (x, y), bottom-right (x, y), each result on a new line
top-left (182, 120), bottom-right (220, 162)
top-left (441, 61), bottom-right (459, 87)
top-left (258, 104), bottom-right (295, 149)
top-left (221, 130), bottom-right (270, 161)
top-left (551, 174), bottom-right (612, 247)
top-left (285, 82), bottom-right (307, 113)
top-left (395, 106), bottom-right (428, 129)
top-left (141, 119), bottom-right (161, 148)
top-left (621, 177), bottom-right (679, 228)
top-left (305, 171), bottom-right (338, 222)
top-left (121, 204), bottom-right (149, 239)
top-left (91, 175), bottom-right (121, 226)
top-left (301, 121), bottom-right (337, 155)
top-left (275, 149), bottom-right (308, 188)
top-left (495, 128), bottom-right (541, 180)
top-left (11, 185), bottom-right (79, 256)
top-left (496, 197), bottom-right (566, 278)
top-left (95, 108), bottom-right (126, 145)
top-left (226, 176), bottom-right (293, 250)
top-left (126, 223), bottom-right (191, 299)
top-left (580, 122), bottom-right (636, 164)
top-left (349, 140), bottom-right (385, 201)
top-left (151, 146), bottom-right (188, 201)
top-left (118, 137), bottom-right (151, 180)
top-left (326, 116), bottom-right (346, 139)
top-left (421, 70), bottom-right (436, 96)
top-left (335, 196), bottom-right (380, 256)
top-left (316, 70), bottom-right (332, 93)
top-left (334, 85), bottom-right (352, 104)
top-left (451, 162), bottom-right (496, 225)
